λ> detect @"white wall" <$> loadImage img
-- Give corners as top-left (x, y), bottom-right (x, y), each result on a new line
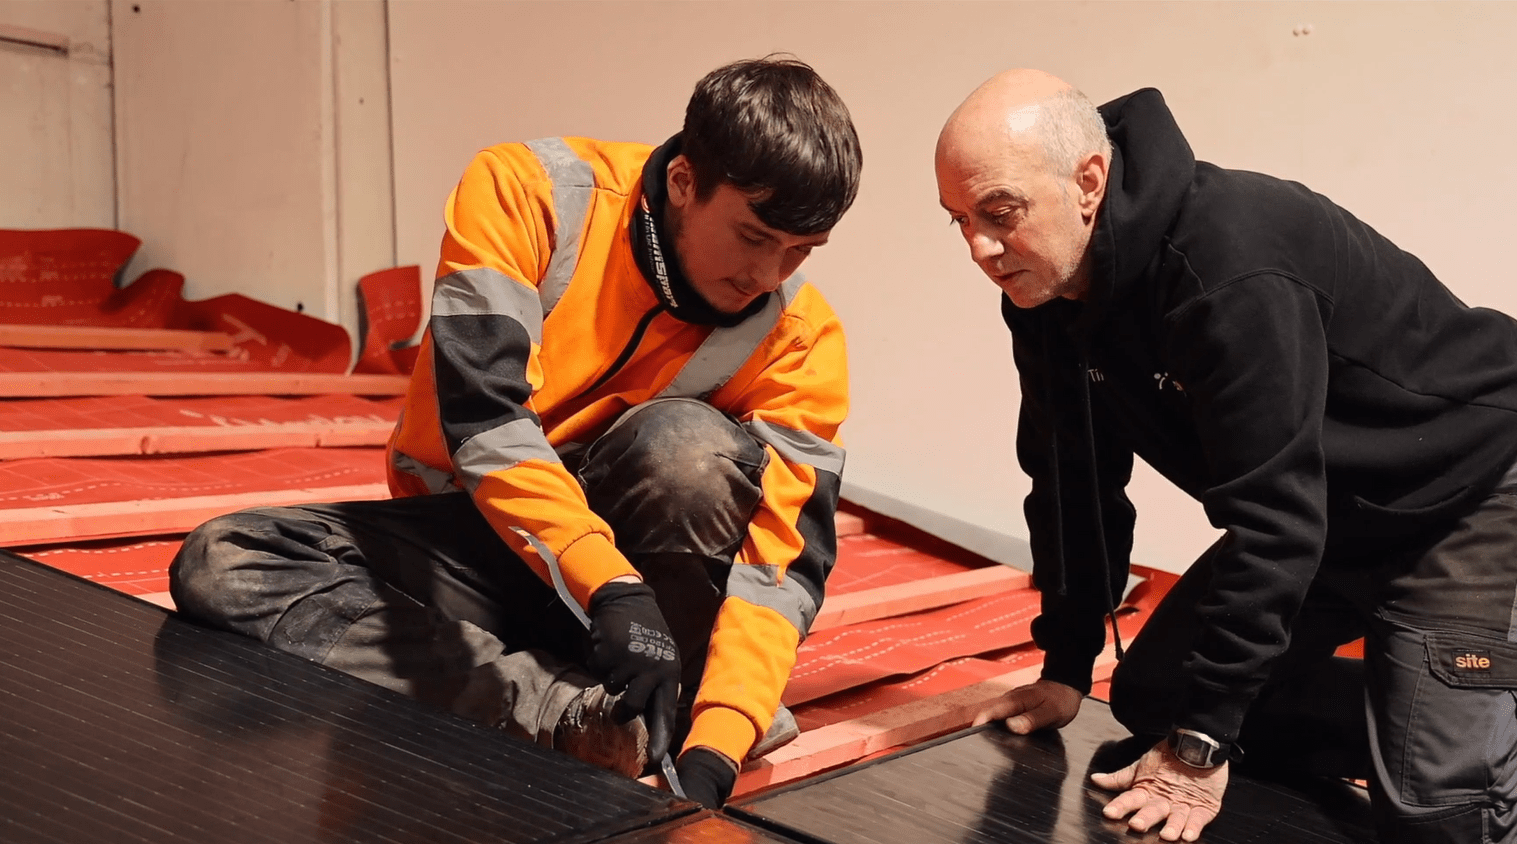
top-left (111, 0), bottom-right (393, 343)
top-left (0, 0), bottom-right (114, 229)
top-left (386, 1), bottom-right (1517, 573)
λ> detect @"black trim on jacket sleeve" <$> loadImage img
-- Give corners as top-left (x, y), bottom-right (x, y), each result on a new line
top-left (431, 312), bottom-right (541, 454)
top-left (787, 466), bottom-right (841, 631)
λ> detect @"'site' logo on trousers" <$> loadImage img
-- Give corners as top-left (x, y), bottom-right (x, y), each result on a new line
top-left (1454, 652), bottom-right (1492, 670)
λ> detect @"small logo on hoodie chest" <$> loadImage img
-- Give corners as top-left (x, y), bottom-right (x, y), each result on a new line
top-left (1154, 372), bottom-right (1185, 392)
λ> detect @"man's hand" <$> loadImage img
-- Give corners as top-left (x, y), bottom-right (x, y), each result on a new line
top-left (971, 679), bottom-right (1083, 734)
top-left (675, 746), bottom-right (738, 808)
top-left (587, 579), bottom-right (680, 762)
top-left (1090, 741), bottom-right (1228, 842)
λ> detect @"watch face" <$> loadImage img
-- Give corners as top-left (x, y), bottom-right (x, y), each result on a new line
top-left (1170, 730), bottom-right (1224, 768)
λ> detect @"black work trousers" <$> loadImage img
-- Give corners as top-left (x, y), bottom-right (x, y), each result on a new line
top-left (1109, 490), bottom-right (1517, 844)
top-left (170, 397), bottom-right (768, 751)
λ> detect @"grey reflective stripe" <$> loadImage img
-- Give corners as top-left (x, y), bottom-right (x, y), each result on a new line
top-left (511, 528), bottom-right (592, 628)
top-left (777, 273), bottom-right (805, 307)
top-left (432, 267), bottom-right (544, 345)
top-left (656, 274), bottom-right (806, 401)
top-left (726, 563), bottom-right (816, 638)
top-left (454, 417), bottom-right (561, 493)
top-left (523, 138), bottom-right (595, 317)
top-left (743, 420), bottom-right (845, 476)
top-left (391, 449), bottom-right (455, 494)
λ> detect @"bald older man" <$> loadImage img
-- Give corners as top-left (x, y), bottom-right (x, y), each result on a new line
top-left (937, 70), bottom-right (1517, 843)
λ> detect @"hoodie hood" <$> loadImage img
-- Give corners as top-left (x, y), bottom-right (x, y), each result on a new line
top-left (1068, 89), bottom-right (1196, 343)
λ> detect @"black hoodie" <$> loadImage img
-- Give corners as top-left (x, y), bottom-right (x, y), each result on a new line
top-left (1005, 89), bottom-right (1517, 743)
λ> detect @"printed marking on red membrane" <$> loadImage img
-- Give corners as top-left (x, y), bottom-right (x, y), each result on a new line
top-left (827, 533), bottom-right (984, 594)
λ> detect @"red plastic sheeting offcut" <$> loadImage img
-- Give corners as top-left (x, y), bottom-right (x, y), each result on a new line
top-left (354, 266), bottom-right (423, 375)
top-left (0, 228), bottom-right (141, 321)
top-left (0, 290), bottom-right (352, 373)
top-left (792, 649), bottom-right (1047, 732)
top-left (788, 566), bottom-right (1179, 724)
top-left (1, 229), bottom-right (353, 372)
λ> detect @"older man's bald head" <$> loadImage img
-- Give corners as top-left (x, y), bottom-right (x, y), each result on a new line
top-left (937, 69), bottom-right (1111, 179)
top-left (934, 70), bottom-right (1111, 309)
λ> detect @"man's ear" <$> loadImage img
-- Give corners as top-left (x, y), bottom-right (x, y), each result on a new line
top-left (666, 154), bottom-right (695, 209)
top-left (1074, 151), bottom-right (1109, 222)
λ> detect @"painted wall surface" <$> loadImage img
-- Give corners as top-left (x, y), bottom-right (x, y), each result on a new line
top-left (386, 0), bottom-right (1517, 573)
top-left (333, 0), bottom-right (396, 328)
top-left (0, 0), bottom-right (114, 229)
top-left (112, 0), bottom-right (332, 313)
top-left (110, 0), bottom-right (393, 343)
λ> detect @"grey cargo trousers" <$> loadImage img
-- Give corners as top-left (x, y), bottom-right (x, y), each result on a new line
top-left (170, 398), bottom-right (768, 753)
top-left (1110, 489), bottom-right (1517, 844)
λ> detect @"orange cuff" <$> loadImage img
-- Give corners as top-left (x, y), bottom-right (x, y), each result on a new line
top-left (683, 704), bottom-right (758, 766)
top-left (555, 532), bottom-right (637, 609)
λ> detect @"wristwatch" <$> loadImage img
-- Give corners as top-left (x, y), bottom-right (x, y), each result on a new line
top-left (1167, 729), bottom-right (1230, 769)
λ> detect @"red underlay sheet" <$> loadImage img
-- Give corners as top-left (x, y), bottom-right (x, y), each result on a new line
top-left (0, 346), bottom-right (332, 374)
top-left (784, 588), bottom-right (1046, 706)
top-left (0, 394), bottom-right (401, 432)
top-left (786, 567), bottom-right (1177, 719)
top-left (826, 532), bottom-right (988, 595)
top-left (0, 446), bottom-right (387, 508)
top-left (793, 647), bottom-right (1049, 731)
top-left (20, 536), bottom-right (184, 596)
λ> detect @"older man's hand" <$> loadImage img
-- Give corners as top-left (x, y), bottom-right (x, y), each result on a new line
top-left (1091, 742), bottom-right (1228, 842)
top-left (971, 679), bottom-right (1083, 734)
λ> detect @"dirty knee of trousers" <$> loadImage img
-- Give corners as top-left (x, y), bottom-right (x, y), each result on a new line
top-left (170, 509), bottom-right (302, 625)
top-left (578, 398), bottom-right (768, 557)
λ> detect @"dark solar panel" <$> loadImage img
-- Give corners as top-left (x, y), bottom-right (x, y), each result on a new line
top-left (601, 813), bottom-right (804, 844)
top-left (731, 701), bottom-right (1377, 844)
top-left (0, 550), bottom-right (693, 844)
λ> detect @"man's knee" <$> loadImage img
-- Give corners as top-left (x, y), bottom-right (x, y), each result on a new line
top-left (581, 398), bottom-right (766, 520)
top-left (172, 511), bottom-right (258, 613)
top-left (169, 507), bottom-right (312, 631)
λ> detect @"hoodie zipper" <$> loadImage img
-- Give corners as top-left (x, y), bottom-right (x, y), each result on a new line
top-left (1077, 357), bottom-right (1126, 662)
top-left (570, 304), bottom-right (665, 404)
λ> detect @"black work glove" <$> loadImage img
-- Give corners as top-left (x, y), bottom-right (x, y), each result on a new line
top-left (587, 580), bottom-right (680, 763)
top-left (676, 746), bottom-right (738, 808)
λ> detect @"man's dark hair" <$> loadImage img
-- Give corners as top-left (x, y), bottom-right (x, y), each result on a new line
top-left (682, 55), bottom-right (862, 235)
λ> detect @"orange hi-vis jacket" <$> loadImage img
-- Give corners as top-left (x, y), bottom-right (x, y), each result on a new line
top-left (387, 137), bottom-right (849, 764)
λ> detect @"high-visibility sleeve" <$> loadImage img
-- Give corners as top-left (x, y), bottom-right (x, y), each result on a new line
top-left (427, 145), bottom-right (636, 609)
top-left (685, 295), bottom-right (848, 762)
